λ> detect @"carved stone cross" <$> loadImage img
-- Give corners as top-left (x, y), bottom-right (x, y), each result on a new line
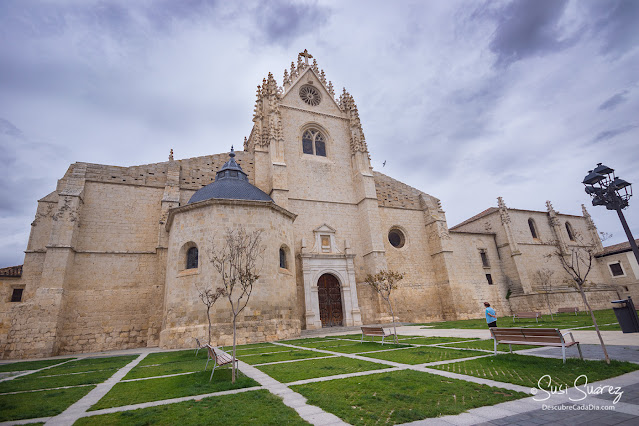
top-left (299, 49), bottom-right (313, 65)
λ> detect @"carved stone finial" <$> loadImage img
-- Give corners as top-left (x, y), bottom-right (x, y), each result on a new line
top-left (299, 48), bottom-right (313, 65)
top-left (545, 200), bottom-right (555, 213)
top-left (497, 197), bottom-right (511, 224)
top-left (169, 149), bottom-right (174, 161)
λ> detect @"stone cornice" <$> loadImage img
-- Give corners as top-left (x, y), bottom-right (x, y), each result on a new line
top-left (165, 198), bottom-right (297, 231)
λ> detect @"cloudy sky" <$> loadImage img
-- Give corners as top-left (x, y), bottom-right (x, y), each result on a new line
top-left (1, 0), bottom-right (638, 267)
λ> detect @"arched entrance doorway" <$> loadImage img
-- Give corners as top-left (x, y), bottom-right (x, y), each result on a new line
top-left (317, 274), bottom-right (343, 327)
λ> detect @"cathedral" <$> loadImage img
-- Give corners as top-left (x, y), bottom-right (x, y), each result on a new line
top-left (0, 51), bottom-right (623, 359)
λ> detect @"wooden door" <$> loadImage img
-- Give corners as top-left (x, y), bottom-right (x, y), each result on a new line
top-left (318, 274), bottom-right (343, 327)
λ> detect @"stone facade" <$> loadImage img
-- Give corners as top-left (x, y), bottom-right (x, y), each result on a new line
top-left (0, 51), bottom-right (623, 359)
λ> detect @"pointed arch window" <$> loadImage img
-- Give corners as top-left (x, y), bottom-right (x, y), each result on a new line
top-left (528, 218), bottom-right (538, 239)
top-left (565, 222), bottom-right (575, 241)
top-left (302, 129), bottom-right (326, 156)
top-left (186, 247), bottom-right (199, 269)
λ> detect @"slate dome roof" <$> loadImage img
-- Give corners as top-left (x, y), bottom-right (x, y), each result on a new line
top-left (188, 147), bottom-right (272, 204)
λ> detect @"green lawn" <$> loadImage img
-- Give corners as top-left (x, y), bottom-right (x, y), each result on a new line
top-left (292, 369), bottom-right (527, 425)
top-left (90, 368), bottom-right (259, 410)
top-left (30, 355), bottom-right (136, 377)
top-left (256, 356), bottom-right (391, 383)
top-left (0, 386), bottom-right (95, 422)
top-left (397, 337), bottom-right (480, 345)
top-left (432, 354), bottom-right (639, 388)
top-left (0, 358), bottom-right (75, 373)
top-left (415, 309), bottom-right (624, 330)
top-left (360, 346), bottom-right (486, 365)
top-left (0, 370), bottom-right (114, 393)
top-left (77, 390), bottom-right (308, 425)
top-left (237, 349), bottom-right (331, 365)
top-left (440, 339), bottom-right (539, 352)
top-left (287, 340), bottom-right (412, 354)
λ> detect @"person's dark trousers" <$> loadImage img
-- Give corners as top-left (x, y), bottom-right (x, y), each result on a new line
top-left (487, 321), bottom-right (497, 328)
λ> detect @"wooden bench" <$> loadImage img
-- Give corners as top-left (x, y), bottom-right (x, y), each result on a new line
top-left (361, 326), bottom-right (396, 345)
top-left (557, 307), bottom-right (579, 316)
top-left (204, 345), bottom-right (238, 382)
top-left (490, 327), bottom-right (582, 363)
top-left (512, 312), bottom-right (542, 323)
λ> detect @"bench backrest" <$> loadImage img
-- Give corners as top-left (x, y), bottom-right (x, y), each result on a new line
top-left (491, 328), bottom-right (563, 344)
top-left (206, 345), bottom-right (234, 365)
top-left (558, 307), bottom-right (578, 312)
top-left (515, 312), bottom-right (541, 317)
top-left (361, 326), bottom-right (386, 335)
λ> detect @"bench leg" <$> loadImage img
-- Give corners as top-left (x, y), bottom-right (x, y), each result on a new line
top-left (209, 360), bottom-right (218, 382)
top-left (509, 344), bottom-right (512, 354)
top-left (494, 338), bottom-right (497, 355)
top-left (577, 343), bottom-right (583, 360)
top-left (361, 333), bottom-right (364, 343)
top-left (562, 345), bottom-right (566, 364)
top-left (205, 356), bottom-right (210, 371)
top-left (381, 336), bottom-right (385, 345)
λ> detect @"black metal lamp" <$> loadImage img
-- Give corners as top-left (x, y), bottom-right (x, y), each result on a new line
top-left (583, 163), bottom-right (639, 265)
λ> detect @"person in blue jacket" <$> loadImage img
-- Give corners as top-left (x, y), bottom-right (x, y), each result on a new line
top-left (484, 302), bottom-right (497, 328)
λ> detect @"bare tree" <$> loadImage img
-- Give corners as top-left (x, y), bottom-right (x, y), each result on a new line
top-left (364, 270), bottom-right (404, 343)
top-left (533, 268), bottom-right (555, 321)
top-left (195, 283), bottom-right (225, 345)
top-left (546, 233), bottom-right (610, 364)
top-left (210, 227), bottom-right (264, 382)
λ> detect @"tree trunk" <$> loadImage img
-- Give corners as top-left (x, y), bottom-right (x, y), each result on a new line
top-left (577, 283), bottom-right (610, 364)
top-left (207, 306), bottom-right (212, 345)
top-left (545, 294), bottom-right (554, 321)
top-left (232, 317), bottom-right (237, 383)
top-left (388, 300), bottom-right (398, 344)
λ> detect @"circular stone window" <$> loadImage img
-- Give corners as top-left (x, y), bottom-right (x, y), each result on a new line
top-left (388, 229), bottom-right (406, 248)
top-left (299, 85), bottom-right (321, 106)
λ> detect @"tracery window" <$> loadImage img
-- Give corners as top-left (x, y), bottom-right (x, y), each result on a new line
top-left (186, 247), bottom-right (199, 269)
top-left (302, 129), bottom-right (326, 156)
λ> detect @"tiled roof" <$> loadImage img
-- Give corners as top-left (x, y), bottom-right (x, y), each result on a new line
top-left (597, 239), bottom-right (639, 257)
top-left (0, 265), bottom-right (22, 277)
top-left (449, 208), bottom-right (499, 230)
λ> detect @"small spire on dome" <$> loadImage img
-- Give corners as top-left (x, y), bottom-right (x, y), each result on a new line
top-left (169, 149), bottom-right (174, 161)
top-left (230, 146), bottom-right (235, 157)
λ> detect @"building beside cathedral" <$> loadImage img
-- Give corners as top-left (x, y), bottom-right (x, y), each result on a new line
top-left (0, 51), bottom-right (629, 359)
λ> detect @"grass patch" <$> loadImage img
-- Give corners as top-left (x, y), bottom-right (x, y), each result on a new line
top-left (78, 390), bottom-right (307, 425)
top-left (292, 369), bottom-right (526, 425)
top-left (125, 351), bottom-right (209, 380)
top-left (0, 370), bottom-right (115, 393)
top-left (415, 309), bottom-right (624, 330)
top-left (238, 350), bottom-right (331, 365)
top-left (440, 339), bottom-right (539, 352)
top-left (231, 346), bottom-right (295, 355)
top-left (0, 386), bottom-right (94, 422)
top-left (0, 358), bottom-right (75, 373)
top-left (286, 339), bottom-right (411, 353)
top-left (398, 337), bottom-right (479, 345)
top-left (31, 355), bottom-right (136, 377)
top-left (432, 354), bottom-right (639, 388)
top-left (277, 337), bottom-right (340, 345)
top-left (257, 357), bottom-right (391, 383)
top-left (90, 368), bottom-right (259, 410)
top-left (360, 346), bottom-right (484, 365)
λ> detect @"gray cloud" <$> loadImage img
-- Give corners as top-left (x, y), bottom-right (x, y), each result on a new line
top-left (588, 0), bottom-right (639, 56)
top-left (489, 0), bottom-right (575, 67)
top-left (599, 90), bottom-right (630, 111)
top-left (593, 124), bottom-right (638, 143)
top-left (254, 0), bottom-right (331, 46)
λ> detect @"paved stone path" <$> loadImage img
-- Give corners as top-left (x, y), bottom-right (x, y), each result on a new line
top-left (1, 328), bottom-right (638, 425)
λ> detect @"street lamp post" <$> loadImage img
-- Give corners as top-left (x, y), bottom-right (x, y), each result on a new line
top-left (583, 163), bottom-right (639, 265)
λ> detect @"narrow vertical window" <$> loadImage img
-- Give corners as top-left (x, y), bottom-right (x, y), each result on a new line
top-left (315, 132), bottom-right (326, 156)
top-left (279, 247), bottom-right (287, 269)
top-left (480, 250), bottom-right (490, 268)
top-left (186, 247), bottom-right (199, 269)
top-left (302, 130), bottom-right (314, 154)
top-left (565, 222), bottom-right (575, 241)
top-left (528, 218), bottom-right (538, 239)
top-left (486, 274), bottom-right (493, 285)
